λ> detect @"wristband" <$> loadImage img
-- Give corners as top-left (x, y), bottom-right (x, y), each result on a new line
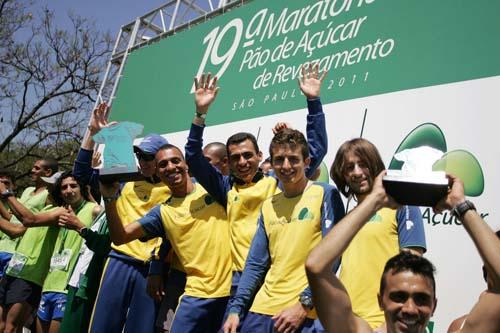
top-left (195, 112), bottom-right (206, 119)
top-left (1, 190), bottom-right (14, 199)
top-left (451, 200), bottom-right (476, 219)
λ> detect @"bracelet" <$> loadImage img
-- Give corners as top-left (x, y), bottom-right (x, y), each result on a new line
top-left (103, 195), bottom-right (119, 204)
top-left (195, 112), bottom-right (206, 119)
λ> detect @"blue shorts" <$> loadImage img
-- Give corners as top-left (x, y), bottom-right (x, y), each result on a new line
top-left (171, 295), bottom-right (229, 333)
top-left (37, 292), bottom-right (67, 322)
top-left (0, 252), bottom-right (13, 277)
top-left (241, 311), bottom-right (324, 333)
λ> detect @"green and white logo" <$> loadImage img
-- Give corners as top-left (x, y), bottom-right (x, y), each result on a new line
top-left (389, 123), bottom-right (484, 196)
top-left (298, 207), bottom-right (314, 221)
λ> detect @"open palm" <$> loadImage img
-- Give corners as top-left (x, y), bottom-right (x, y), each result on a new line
top-left (194, 73), bottom-right (219, 114)
top-left (298, 63), bottom-right (327, 99)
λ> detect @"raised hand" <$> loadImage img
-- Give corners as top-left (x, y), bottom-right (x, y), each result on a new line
top-left (194, 73), bottom-right (219, 114)
top-left (88, 102), bottom-right (117, 136)
top-left (298, 63), bottom-right (327, 99)
top-left (434, 174), bottom-right (465, 214)
top-left (272, 122), bottom-right (292, 135)
top-left (370, 171), bottom-right (399, 211)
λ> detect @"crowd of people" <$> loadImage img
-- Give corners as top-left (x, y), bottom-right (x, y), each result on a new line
top-left (0, 65), bottom-right (498, 333)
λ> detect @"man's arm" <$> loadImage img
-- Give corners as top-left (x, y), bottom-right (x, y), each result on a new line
top-left (185, 73), bottom-right (230, 207)
top-left (396, 205), bottom-right (426, 255)
top-left (298, 63), bottom-right (328, 179)
top-left (434, 176), bottom-right (500, 333)
top-left (224, 215), bottom-right (271, 333)
top-left (306, 172), bottom-right (396, 333)
top-left (99, 181), bottom-right (146, 245)
top-left (0, 202), bottom-right (12, 220)
top-left (4, 195), bottom-right (64, 227)
top-left (0, 217), bottom-right (26, 238)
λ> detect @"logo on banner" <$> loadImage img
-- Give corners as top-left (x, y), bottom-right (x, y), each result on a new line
top-left (389, 123), bottom-right (487, 226)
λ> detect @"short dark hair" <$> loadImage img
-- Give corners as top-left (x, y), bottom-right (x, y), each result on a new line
top-left (156, 143), bottom-right (184, 159)
top-left (226, 132), bottom-right (259, 155)
top-left (380, 251), bottom-right (436, 297)
top-left (0, 168), bottom-right (15, 182)
top-left (330, 138), bottom-right (385, 197)
top-left (204, 142), bottom-right (227, 158)
top-left (269, 128), bottom-right (309, 161)
top-left (41, 157), bottom-right (59, 175)
top-left (51, 171), bottom-right (90, 206)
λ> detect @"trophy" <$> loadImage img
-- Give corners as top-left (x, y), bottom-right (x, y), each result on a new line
top-left (93, 121), bottom-right (145, 183)
top-left (383, 146), bottom-right (449, 206)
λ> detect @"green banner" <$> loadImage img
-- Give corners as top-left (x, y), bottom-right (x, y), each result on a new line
top-left (110, 0), bottom-right (500, 134)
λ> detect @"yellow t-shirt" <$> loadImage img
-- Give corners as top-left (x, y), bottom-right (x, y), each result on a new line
top-left (227, 176), bottom-right (279, 272)
top-left (141, 183), bottom-right (232, 298)
top-left (250, 184), bottom-right (327, 318)
top-left (113, 180), bottom-right (170, 262)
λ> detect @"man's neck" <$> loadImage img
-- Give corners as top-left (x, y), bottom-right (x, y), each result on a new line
top-left (170, 179), bottom-right (195, 197)
top-left (282, 178), bottom-right (309, 198)
top-left (70, 199), bottom-right (85, 211)
top-left (33, 183), bottom-right (47, 194)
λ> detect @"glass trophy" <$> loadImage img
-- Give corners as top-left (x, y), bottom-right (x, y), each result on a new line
top-left (93, 121), bottom-right (145, 183)
top-left (383, 146), bottom-right (449, 206)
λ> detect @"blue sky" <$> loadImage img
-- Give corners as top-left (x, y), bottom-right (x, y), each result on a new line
top-left (33, 0), bottom-right (168, 35)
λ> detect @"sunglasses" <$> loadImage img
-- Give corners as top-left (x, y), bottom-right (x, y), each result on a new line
top-left (135, 152), bottom-right (155, 162)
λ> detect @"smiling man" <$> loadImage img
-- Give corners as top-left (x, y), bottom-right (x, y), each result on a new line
top-left (185, 66), bottom-right (329, 326)
top-left (223, 128), bottom-right (345, 333)
top-left (329, 138), bottom-right (426, 329)
top-left (99, 144), bottom-right (232, 333)
top-left (306, 173), bottom-right (500, 333)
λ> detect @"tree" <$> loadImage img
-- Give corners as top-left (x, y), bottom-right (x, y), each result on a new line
top-left (0, 0), bottom-right (112, 189)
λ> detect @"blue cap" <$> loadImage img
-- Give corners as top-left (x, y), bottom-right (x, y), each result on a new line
top-left (134, 134), bottom-right (168, 155)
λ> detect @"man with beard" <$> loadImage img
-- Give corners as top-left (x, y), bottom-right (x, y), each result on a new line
top-left (329, 138), bottom-right (426, 329)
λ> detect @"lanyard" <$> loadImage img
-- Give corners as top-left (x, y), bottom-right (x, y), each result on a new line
top-left (58, 200), bottom-right (86, 254)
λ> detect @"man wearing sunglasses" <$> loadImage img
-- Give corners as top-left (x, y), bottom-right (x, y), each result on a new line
top-left (73, 104), bottom-right (171, 333)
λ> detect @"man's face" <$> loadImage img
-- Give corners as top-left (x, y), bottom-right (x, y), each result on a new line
top-left (228, 139), bottom-right (262, 183)
top-left (379, 270), bottom-right (436, 333)
top-left (60, 177), bottom-right (83, 206)
top-left (135, 150), bottom-right (157, 178)
top-left (0, 176), bottom-right (14, 191)
top-left (343, 151), bottom-right (372, 196)
top-left (31, 160), bottom-right (51, 182)
top-left (203, 146), bottom-right (228, 175)
top-left (156, 148), bottom-right (188, 190)
top-left (271, 145), bottom-right (310, 187)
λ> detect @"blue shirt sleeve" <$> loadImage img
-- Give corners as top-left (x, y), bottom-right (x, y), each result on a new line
top-left (396, 206), bottom-right (427, 252)
top-left (228, 213), bottom-right (270, 316)
top-left (138, 205), bottom-right (166, 241)
top-left (185, 123), bottom-right (231, 207)
top-left (305, 98), bottom-right (327, 179)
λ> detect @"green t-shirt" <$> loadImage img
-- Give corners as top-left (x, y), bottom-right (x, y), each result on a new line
top-left (5, 205), bottom-right (59, 286)
top-left (42, 201), bottom-right (97, 293)
top-left (0, 187), bottom-right (49, 254)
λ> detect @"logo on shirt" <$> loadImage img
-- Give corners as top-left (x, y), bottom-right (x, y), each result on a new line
top-left (368, 213), bottom-right (382, 223)
top-left (298, 207), bottom-right (314, 221)
top-left (406, 220), bottom-right (414, 230)
top-left (204, 195), bottom-right (214, 205)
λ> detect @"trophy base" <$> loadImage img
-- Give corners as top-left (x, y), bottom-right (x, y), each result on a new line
top-left (99, 171), bottom-right (145, 183)
top-left (383, 174), bottom-right (448, 207)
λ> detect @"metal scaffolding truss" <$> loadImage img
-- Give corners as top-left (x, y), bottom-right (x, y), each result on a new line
top-left (97, 0), bottom-right (248, 110)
